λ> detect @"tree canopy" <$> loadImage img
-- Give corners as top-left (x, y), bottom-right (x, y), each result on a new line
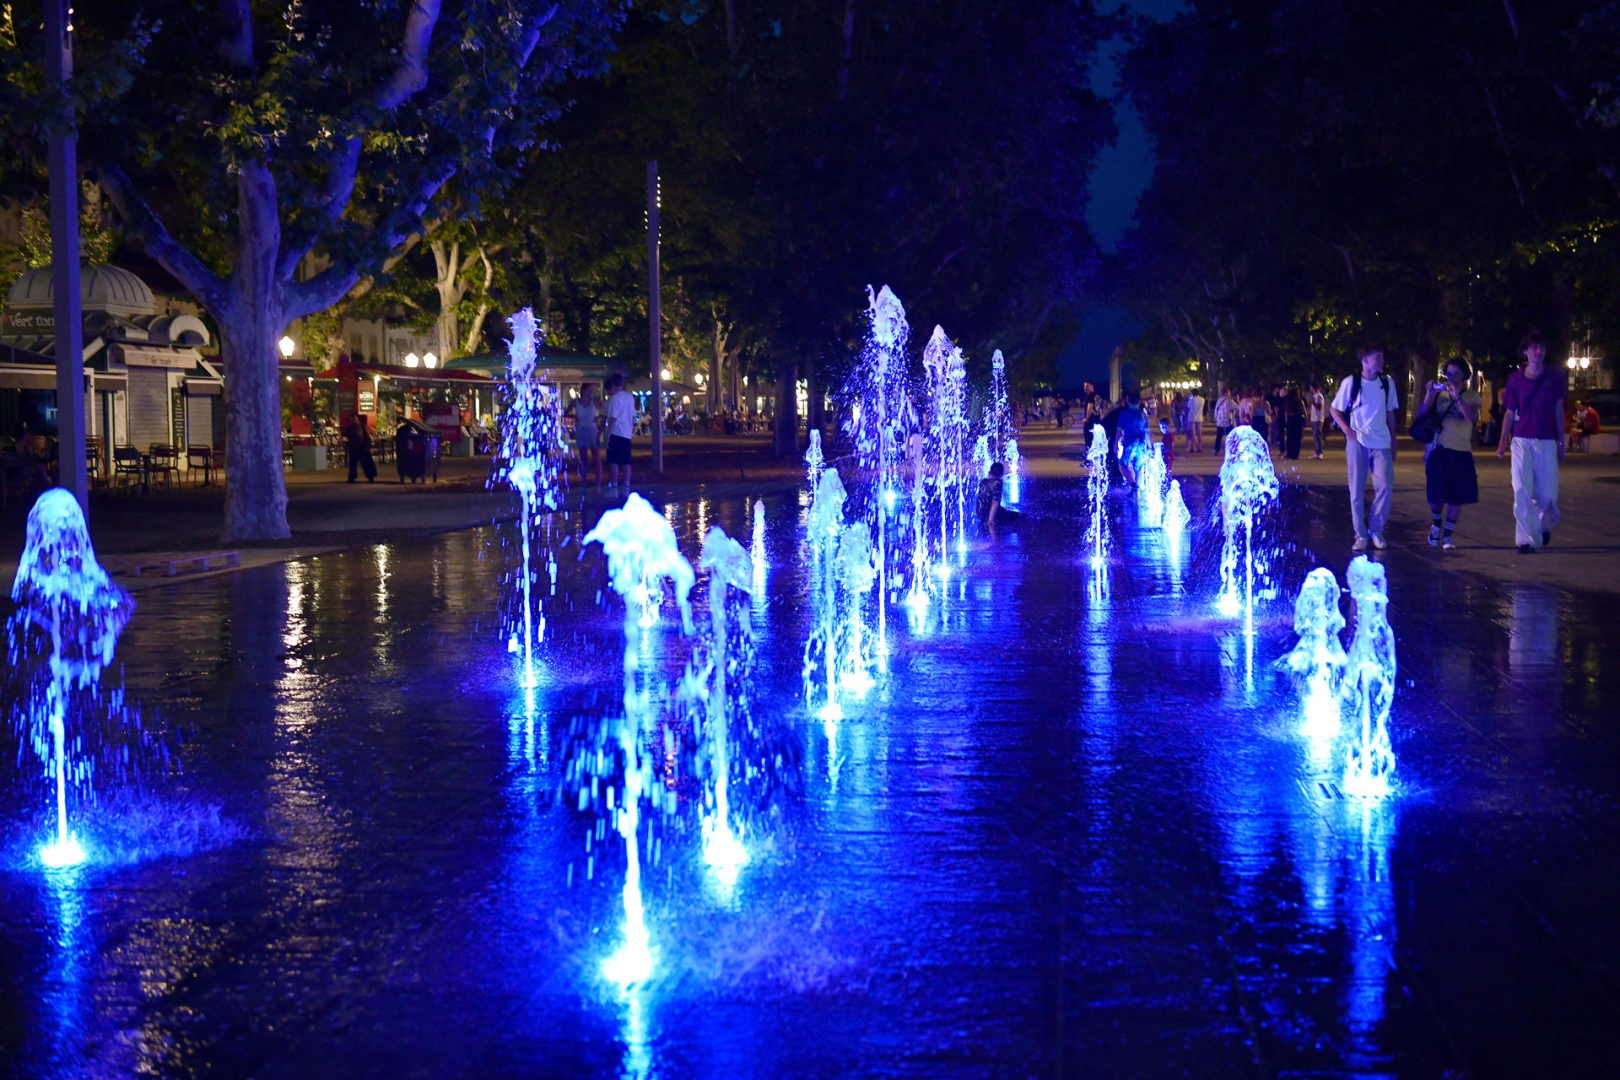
top-left (1109, 0), bottom-right (1620, 391)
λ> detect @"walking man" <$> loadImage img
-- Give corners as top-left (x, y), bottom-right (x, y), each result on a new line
top-left (345, 413), bottom-right (377, 483)
top-left (1330, 344), bottom-right (1400, 552)
top-left (1308, 381), bottom-right (1327, 459)
top-left (603, 372), bottom-right (636, 490)
top-left (1185, 387), bottom-right (1205, 453)
top-left (1496, 330), bottom-right (1565, 555)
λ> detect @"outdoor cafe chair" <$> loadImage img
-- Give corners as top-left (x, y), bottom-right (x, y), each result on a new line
top-left (112, 445), bottom-right (143, 492)
top-left (148, 444), bottom-right (180, 489)
top-left (187, 445), bottom-right (215, 485)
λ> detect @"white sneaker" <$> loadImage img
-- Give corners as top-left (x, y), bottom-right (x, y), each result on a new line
top-left (1427, 525), bottom-right (1442, 547)
top-left (1370, 533), bottom-right (1387, 550)
top-left (1352, 536), bottom-right (1369, 553)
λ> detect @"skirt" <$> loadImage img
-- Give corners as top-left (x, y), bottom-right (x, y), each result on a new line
top-left (1424, 444), bottom-right (1478, 505)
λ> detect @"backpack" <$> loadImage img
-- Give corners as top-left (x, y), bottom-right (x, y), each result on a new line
top-left (1348, 372), bottom-right (1391, 410)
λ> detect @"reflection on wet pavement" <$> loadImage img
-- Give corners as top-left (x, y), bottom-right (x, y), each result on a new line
top-left (3, 476), bottom-right (1620, 1077)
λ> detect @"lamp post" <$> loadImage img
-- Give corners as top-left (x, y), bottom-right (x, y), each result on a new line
top-left (648, 160), bottom-right (664, 474)
top-left (47, 0), bottom-right (87, 510)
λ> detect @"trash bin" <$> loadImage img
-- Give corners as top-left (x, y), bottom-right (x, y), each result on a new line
top-left (394, 420), bottom-right (439, 483)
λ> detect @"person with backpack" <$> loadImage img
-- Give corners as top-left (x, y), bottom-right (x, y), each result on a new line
top-left (1330, 344), bottom-right (1401, 552)
top-left (1413, 356), bottom-right (1481, 550)
top-left (1496, 330), bottom-right (1565, 554)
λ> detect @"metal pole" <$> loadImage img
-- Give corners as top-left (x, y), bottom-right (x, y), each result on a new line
top-left (647, 160), bottom-right (663, 474)
top-left (47, 0), bottom-right (87, 510)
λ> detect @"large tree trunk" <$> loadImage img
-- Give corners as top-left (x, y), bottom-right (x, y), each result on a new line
top-left (431, 239), bottom-right (462, 360)
top-left (218, 164), bottom-right (292, 542)
top-left (709, 317), bottom-right (726, 417)
top-left (774, 361), bottom-right (798, 458)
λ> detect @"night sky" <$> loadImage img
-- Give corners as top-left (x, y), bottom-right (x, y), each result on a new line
top-left (1062, 0), bottom-right (1183, 389)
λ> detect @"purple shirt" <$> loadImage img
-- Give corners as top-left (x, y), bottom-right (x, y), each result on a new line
top-left (1502, 368), bottom-right (1565, 441)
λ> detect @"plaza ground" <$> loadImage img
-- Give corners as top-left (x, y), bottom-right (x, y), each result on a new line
top-left (2, 426), bottom-right (1618, 1077)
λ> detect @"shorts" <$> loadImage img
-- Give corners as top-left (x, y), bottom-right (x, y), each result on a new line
top-left (606, 434), bottom-right (633, 466)
top-left (576, 426), bottom-right (600, 450)
top-left (1424, 444), bottom-right (1478, 506)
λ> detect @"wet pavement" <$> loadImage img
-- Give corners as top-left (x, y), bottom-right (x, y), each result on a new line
top-left (2, 471), bottom-right (1619, 1079)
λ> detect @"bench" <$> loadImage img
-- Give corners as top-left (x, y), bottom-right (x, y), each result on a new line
top-left (131, 551), bottom-right (243, 578)
top-left (1587, 433), bottom-right (1619, 455)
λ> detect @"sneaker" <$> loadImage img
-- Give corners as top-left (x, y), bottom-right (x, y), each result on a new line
top-left (1352, 536), bottom-right (1369, 553)
top-left (1518, 543), bottom-right (1535, 555)
top-left (1542, 530), bottom-right (1552, 547)
top-left (1370, 533), bottom-right (1387, 550)
top-left (1427, 524), bottom-right (1442, 547)
top-left (1441, 533), bottom-right (1456, 550)
top-left (1313, 453), bottom-right (1323, 460)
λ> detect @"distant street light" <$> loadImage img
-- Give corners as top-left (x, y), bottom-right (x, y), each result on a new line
top-left (661, 367), bottom-right (671, 380)
top-left (279, 335), bottom-right (296, 358)
top-left (423, 352), bottom-right (438, 369)
top-left (405, 352), bottom-right (420, 368)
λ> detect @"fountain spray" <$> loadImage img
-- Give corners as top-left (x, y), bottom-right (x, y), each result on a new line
top-left (584, 494), bottom-right (695, 985)
top-left (1215, 426), bottom-right (1280, 635)
top-left (1342, 556), bottom-right (1397, 798)
top-left (1278, 567), bottom-right (1348, 743)
top-left (496, 309), bottom-right (562, 688)
top-left (9, 490), bottom-right (134, 868)
top-left (697, 527), bottom-right (755, 885)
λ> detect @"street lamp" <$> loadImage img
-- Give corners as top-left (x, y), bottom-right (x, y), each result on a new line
top-left (279, 335), bottom-right (296, 358)
top-left (661, 367), bottom-right (671, 380)
top-left (423, 352), bottom-right (438, 370)
top-left (405, 352), bottom-right (420, 368)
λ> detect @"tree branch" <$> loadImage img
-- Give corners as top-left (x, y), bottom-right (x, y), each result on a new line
top-left (378, 0), bottom-right (445, 111)
top-left (218, 0), bottom-right (253, 67)
top-left (96, 165), bottom-right (229, 313)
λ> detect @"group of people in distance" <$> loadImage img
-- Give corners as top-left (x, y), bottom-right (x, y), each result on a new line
top-left (1005, 327), bottom-right (1570, 557)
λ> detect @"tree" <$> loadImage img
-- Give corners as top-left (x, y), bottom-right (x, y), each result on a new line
top-left (3, 0), bottom-right (623, 539)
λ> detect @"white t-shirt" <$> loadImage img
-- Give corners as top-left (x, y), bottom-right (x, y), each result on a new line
top-left (605, 389), bottom-right (636, 440)
top-left (1308, 390), bottom-right (1326, 423)
top-left (1331, 373), bottom-right (1400, 450)
top-left (1186, 394), bottom-right (1205, 423)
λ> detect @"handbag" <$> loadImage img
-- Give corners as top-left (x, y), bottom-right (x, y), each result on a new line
top-left (1408, 391), bottom-right (1458, 445)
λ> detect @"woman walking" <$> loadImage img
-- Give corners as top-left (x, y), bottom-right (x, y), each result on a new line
top-left (1416, 357), bottom-right (1481, 550)
top-left (1284, 389), bottom-right (1306, 460)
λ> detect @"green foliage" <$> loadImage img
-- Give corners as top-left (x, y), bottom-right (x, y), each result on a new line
top-left (0, 183), bottom-right (120, 294)
top-left (1111, 0), bottom-right (1620, 385)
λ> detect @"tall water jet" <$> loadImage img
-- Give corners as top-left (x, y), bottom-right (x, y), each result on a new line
top-left (804, 468), bottom-right (849, 720)
top-left (8, 490), bottom-right (134, 868)
top-left (1137, 442), bottom-right (1167, 528)
top-left (846, 286), bottom-right (909, 663)
top-left (1084, 433), bottom-right (1111, 569)
top-left (496, 309), bottom-right (562, 687)
top-left (987, 349), bottom-right (1017, 501)
top-left (1278, 567), bottom-right (1348, 743)
top-left (697, 527), bottom-right (755, 885)
top-left (750, 497), bottom-right (767, 599)
top-left (923, 327), bottom-right (970, 572)
top-left (805, 428), bottom-right (824, 508)
top-left (583, 494), bottom-right (696, 985)
top-left (1215, 426), bottom-right (1280, 634)
top-left (836, 523), bottom-right (878, 696)
top-left (1342, 556), bottom-right (1397, 798)
top-left (1164, 479), bottom-right (1191, 539)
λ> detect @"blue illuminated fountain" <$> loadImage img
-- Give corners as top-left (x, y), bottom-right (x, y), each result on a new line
top-left (1341, 556), bottom-right (1397, 798)
top-left (1164, 479), bottom-right (1191, 542)
top-left (1137, 442), bottom-right (1167, 528)
top-left (987, 349), bottom-right (1019, 502)
top-left (1084, 433), bottom-right (1110, 569)
top-left (804, 427), bottom-right (824, 508)
top-left (835, 523), bottom-right (878, 697)
top-left (495, 308), bottom-right (562, 688)
top-left (751, 497), bottom-right (767, 597)
top-left (697, 526), bottom-right (755, 885)
top-left (923, 326), bottom-right (970, 574)
top-left (8, 490), bottom-right (134, 868)
top-left (1279, 567), bottom-right (1348, 745)
top-left (804, 468), bottom-right (850, 720)
top-left (1215, 426), bottom-right (1280, 634)
top-left (583, 493), bottom-right (696, 985)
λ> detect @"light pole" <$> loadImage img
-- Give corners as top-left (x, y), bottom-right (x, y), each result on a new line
top-left (47, 0), bottom-right (87, 510)
top-left (648, 160), bottom-right (663, 474)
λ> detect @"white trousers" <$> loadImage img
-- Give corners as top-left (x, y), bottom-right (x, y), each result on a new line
top-left (1346, 441), bottom-right (1394, 538)
top-left (1510, 437), bottom-right (1560, 547)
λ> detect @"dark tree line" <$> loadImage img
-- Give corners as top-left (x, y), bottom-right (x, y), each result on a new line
top-left (1109, 0), bottom-right (1620, 394)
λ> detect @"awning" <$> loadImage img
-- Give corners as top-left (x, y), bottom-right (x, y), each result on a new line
top-left (0, 366), bottom-right (68, 390)
top-left (354, 363), bottom-right (493, 384)
top-left (445, 350), bottom-right (619, 376)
